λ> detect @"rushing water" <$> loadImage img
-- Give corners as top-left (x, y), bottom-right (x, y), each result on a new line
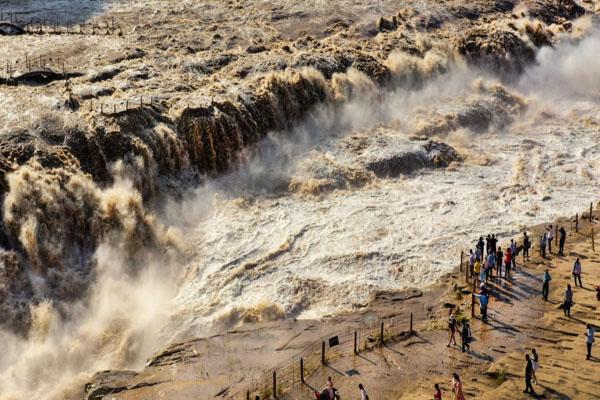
top-left (1, 20), bottom-right (600, 400)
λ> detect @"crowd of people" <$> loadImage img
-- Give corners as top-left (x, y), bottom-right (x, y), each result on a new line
top-left (325, 223), bottom-right (597, 400)
top-left (442, 224), bottom-right (597, 398)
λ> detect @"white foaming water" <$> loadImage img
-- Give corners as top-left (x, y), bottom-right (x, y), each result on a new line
top-left (169, 33), bottom-right (600, 332)
top-left (2, 29), bottom-right (600, 400)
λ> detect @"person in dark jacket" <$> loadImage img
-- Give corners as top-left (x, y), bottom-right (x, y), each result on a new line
top-left (461, 321), bottom-right (470, 353)
top-left (558, 227), bottom-right (566, 256)
top-left (564, 284), bottom-right (573, 317)
top-left (523, 232), bottom-right (531, 260)
top-left (542, 269), bottom-right (551, 301)
top-left (524, 354), bottom-right (536, 395)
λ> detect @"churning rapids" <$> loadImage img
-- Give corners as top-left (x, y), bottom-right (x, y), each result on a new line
top-left (0, 1), bottom-right (599, 399)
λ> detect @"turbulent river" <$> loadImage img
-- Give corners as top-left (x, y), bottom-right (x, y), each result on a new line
top-left (1, 7), bottom-right (600, 399)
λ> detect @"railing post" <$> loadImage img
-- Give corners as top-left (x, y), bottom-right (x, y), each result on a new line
top-left (590, 202), bottom-right (593, 222)
top-left (592, 227), bottom-right (595, 252)
top-left (246, 390), bottom-right (250, 400)
top-left (321, 341), bottom-right (325, 364)
top-left (300, 358), bottom-right (304, 383)
top-left (471, 277), bottom-right (476, 318)
top-left (410, 312), bottom-right (413, 333)
top-left (380, 321), bottom-right (384, 344)
top-left (460, 251), bottom-right (464, 272)
top-left (273, 371), bottom-right (277, 399)
top-left (354, 331), bottom-right (358, 354)
top-left (576, 213), bottom-right (579, 233)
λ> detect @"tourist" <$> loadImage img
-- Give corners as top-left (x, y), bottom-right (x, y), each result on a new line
top-left (448, 313), bottom-right (457, 347)
top-left (477, 237), bottom-right (485, 258)
top-left (564, 284), bottom-right (573, 317)
top-left (491, 234), bottom-right (498, 254)
top-left (434, 383), bottom-right (442, 400)
top-left (451, 373), bottom-right (465, 400)
top-left (461, 321), bottom-right (471, 353)
top-left (540, 232), bottom-right (546, 258)
top-left (510, 238), bottom-right (517, 269)
top-left (496, 247), bottom-right (503, 278)
top-left (486, 235), bottom-right (491, 255)
top-left (358, 384), bottom-right (368, 400)
top-left (486, 251), bottom-right (495, 281)
top-left (531, 349), bottom-right (539, 384)
top-left (573, 258), bottom-right (582, 287)
top-left (547, 225), bottom-right (554, 253)
top-left (585, 324), bottom-right (595, 360)
top-left (504, 247), bottom-right (512, 277)
top-left (523, 232), bottom-right (531, 260)
top-left (523, 354), bottom-right (536, 395)
top-left (326, 377), bottom-right (334, 400)
top-left (542, 268), bottom-right (551, 301)
top-left (558, 227), bottom-right (566, 256)
top-left (474, 258), bottom-right (483, 283)
top-left (476, 291), bottom-right (489, 322)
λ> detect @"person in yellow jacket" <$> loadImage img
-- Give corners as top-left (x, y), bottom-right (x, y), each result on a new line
top-left (474, 258), bottom-right (481, 281)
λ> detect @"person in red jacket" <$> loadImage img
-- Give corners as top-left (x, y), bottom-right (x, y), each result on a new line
top-left (504, 247), bottom-right (512, 277)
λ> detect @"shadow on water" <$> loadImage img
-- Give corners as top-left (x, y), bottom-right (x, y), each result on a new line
top-left (0, 0), bottom-right (111, 24)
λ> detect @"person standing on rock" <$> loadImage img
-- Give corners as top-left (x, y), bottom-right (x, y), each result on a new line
top-left (486, 235), bottom-right (491, 255)
top-left (573, 258), bottom-right (582, 287)
top-left (475, 291), bottom-right (489, 322)
top-left (477, 237), bottom-right (484, 258)
top-left (475, 258), bottom-right (484, 283)
top-left (585, 324), bottom-right (595, 360)
top-left (547, 225), bottom-right (554, 254)
top-left (448, 313), bottom-right (457, 347)
top-left (523, 354), bottom-right (536, 395)
top-left (558, 227), bottom-right (566, 256)
top-left (542, 268), bottom-right (551, 301)
top-left (540, 232), bottom-right (547, 258)
top-left (510, 239), bottom-right (517, 269)
top-left (358, 383), bottom-right (368, 400)
top-left (434, 383), bottom-right (442, 400)
top-left (564, 284), bottom-right (573, 317)
top-left (461, 321), bottom-right (471, 353)
top-left (530, 349), bottom-right (539, 384)
top-left (504, 247), bottom-right (512, 278)
top-left (451, 373), bottom-right (465, 400)
top-left (486, 251), bottom-right (495, 281)
top-left (496, 247), bottom-right (503, 278)
top-left (523, 232), bottom-right (531, 261)
top-left (491, 234), bottom-right (498, 254)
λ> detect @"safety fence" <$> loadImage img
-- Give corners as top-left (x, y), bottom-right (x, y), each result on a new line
top-left (234, 312), bottom-right (419, 400)
top-left (0, 11), bottom-right (122, 36)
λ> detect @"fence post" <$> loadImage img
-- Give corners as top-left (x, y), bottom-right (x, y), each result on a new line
top-left (246, 391), bottom-right (250, 400)
top-left (354, 331), bottom-right (358, 354)
top-left (460, 251), bottom-right (464, 272)
top-left (273, 371), bottom-right (277, 399)
top-left (471, 277), bottom-right (476, 318)
top-left (576, 213), bottom-right (579, 233)
top-left (590, 202), bottom-right (593, 222)
top-left (321, 341), bottom-right (325, 364)
top-left (410, 312), bottom-right (413, 333)
top-left (380, 321), bottom-right (384, 344)
top-left (465, 259), bottom-right (469, 283)
top-left (592, 227), bottom-right (595, 252)
top-left (300, 358), bottom-right (304, 383)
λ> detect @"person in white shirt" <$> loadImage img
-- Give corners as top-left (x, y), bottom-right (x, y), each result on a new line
top-left (585, 324), bottom-right (595, 360)
top-left (358, 384), bottom-right (368, 400)
top-left (547, 226), bottom-right (554, 253)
